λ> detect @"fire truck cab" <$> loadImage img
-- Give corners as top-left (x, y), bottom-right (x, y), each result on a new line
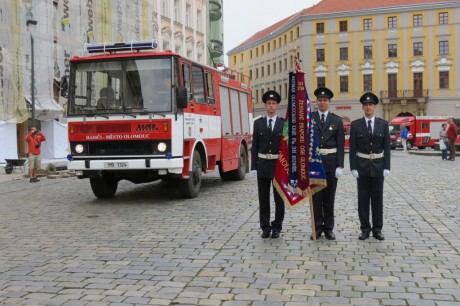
top-left (66, 42), bottom-right (253, 198)
top-left (389, 116), bottom-right (448, 150)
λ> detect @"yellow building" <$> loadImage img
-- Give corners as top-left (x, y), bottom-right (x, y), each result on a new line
top-left (227, 0), bottom-right (460, 121)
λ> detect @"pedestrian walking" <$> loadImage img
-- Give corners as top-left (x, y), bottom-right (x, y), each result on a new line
top-left (251, 90), bottom-right (285, 239)
top-left (349, 92), bottom-right (391, 241)
top-left (439, 123), bottom-right (448, 161)
top-left (400, 126), bottom-right (409, 151)
top-left (446, 117), bottom-right (457, 161)
top-left (310, 87), bottom-right (345, 240)
top-left (25, 127), bottom-right (46, 183)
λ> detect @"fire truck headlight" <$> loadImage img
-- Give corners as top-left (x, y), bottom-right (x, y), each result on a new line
top-left (75, 144), bottom-right (84, 154)
top-left (157, 142), bottom-right (167, 153)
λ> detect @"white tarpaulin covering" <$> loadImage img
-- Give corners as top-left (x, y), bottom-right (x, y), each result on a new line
top-left (0, 121), bottom-right (18, 162)
top-left (40, 120), bottom-right (68, 160)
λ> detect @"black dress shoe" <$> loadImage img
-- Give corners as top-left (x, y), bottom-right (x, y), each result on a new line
top-left (261, 231), bottom-right (271, 239)
top-left (373, 232), bottom-right (385, 240)
top-left (310, 232), bottom-right (322, 240)
top-left (271, 230), bottom-right (280, 239)
top-left (358, 232), bottom-right (370, 240)
top-left (325, 231), bottom-right (336, 240)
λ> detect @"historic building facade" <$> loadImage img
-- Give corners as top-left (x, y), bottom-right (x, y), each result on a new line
top-left (227, 0), bottom-right (460, 121)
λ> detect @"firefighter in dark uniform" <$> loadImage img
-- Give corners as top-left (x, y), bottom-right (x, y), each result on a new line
top-left (349, 92), bottom-right (391, 241)
top-left (251, 90), bottom-right (285, 239)
top-left (311, 87), bottom-right (345, 240)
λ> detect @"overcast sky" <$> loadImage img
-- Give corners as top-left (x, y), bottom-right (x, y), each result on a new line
top-left (223, 0), bottom-right (320, 65)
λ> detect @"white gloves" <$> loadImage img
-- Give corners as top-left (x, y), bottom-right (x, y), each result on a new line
top-left (335, 167), bottom-right (343, 179)
top-left (383, 169), bottom-right (390, 177)
top-left (351, 170), bottom-right (359, 178)
top-left (250, 170), bottom-right (257, 177)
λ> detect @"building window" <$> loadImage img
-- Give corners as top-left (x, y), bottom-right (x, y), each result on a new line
top-left (267, 64), bottom-right (270, 76)
top-left (249, 70), bottom-right (252, 80)
top-left (163, 41), bottom-right (169, 50)
top-left (340, 76), bottom-right (348, 93)
top-left (284, 58), bottom-right (287, 71)
top-left (363, 74), bottom-right (372, 92)
top-left (174, 0), bottom-right (180, 22)
top-left (273, 40), bottom-right (276, 49)
top-left (339, 47), bottom-right (348, 61)
top-left (388, 16), bottom-right (397, 29)
top-left (317, 77), bottom-right (326, 88)
top-left (255, 90), bottom-right (259, 103)
top-left (256, 68), bottom-right (258, 78)
top-left (388, 44), bottom-right (397, 58)
top-left (279, 61), bottom-right (282, 72)
top-left (161, 0), bottom-right (169, 17)
top-left (363, 18), bottom-right (372, 30)
top-left (339, 20), bottom-right (348, 32)
top-left (185, 4), bottom-right (191, 27)
top-left (364, 45), bottom-right (373, 59)
top-left (413, 42), bottom-right (423, 56)
top-left (261, 66), bottom-right (264, 77)
top-left (187, 50), bottom-right (192, 59)
top-left (197, 10), bottom-right (202, 32)
top-left (267, 43), bottom-right (271, 52)
top-left (261, 45), bottom-right (264, 54)
top-left (439, 41), bottom-right (449, 55)
top-left (284, 83), bottom-right (288, 99)
top-left (413, 14), bottom-right (422, 27)
top-left (197, 53), bottom-right (202, 63)
top-left (273, 63), bottom-right (276, 74)
top-left (439, 71), bottom-right (449, 88)
top-left (316, 48), bottom-right (325, 62)
top-left (316, 22), bottom-right (324, 34)
top-left (250, 50), bottom-right (252, 59)
top-left (439, 12), bottom-right (448, 24)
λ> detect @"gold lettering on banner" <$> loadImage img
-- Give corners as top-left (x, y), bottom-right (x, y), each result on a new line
top-left (297, 81), bottom-right (305, 91)
top-left (279, 152), bottom-right (289, 172)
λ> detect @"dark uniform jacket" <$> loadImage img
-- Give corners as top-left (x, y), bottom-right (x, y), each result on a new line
top-left (251, 116), bottom-right (285, 178)
top-left (312, 111), bottom-right (345, 173)
top-left (349, 117), bottom-right (391, 177)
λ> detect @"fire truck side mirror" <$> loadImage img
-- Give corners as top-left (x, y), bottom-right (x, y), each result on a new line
top-left (177, 87), bottom-right (188, 109)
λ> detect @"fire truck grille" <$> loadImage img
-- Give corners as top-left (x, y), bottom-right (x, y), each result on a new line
top-left (70, 140), bottom-right (171, 156)
top-left (89, 141), bottom-right (155, 155)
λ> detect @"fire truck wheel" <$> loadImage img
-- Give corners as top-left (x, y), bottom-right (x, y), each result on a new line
top-left (230, 145), bottom-right (247, 180)
top-left (179, 150), bottom-right (202, 198)
top-left (90, 177), bottom-right (118, 198)
top-left (406, 141), bottom-right (413, 150)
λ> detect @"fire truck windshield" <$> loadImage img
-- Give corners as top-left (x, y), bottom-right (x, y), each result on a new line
top-left (68, 58), bottom-right (174, 116)
top-left (388, 124), bottom-right (401, 135)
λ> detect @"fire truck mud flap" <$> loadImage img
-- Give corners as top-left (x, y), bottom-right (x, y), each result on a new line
top-left (179, 150), bottom-right (202, 198)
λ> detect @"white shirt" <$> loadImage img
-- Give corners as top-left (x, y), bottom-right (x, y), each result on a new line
top-left (318, 110), bottom-right (329, 122)
top-left (365, 116), bottom-right (376, 133)
top-left (266, 115), bottom-right (277, 131)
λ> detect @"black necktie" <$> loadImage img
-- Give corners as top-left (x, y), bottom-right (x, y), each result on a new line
top-left (321, 114), bottom-right (325, 124)
top-left (367, 120), bottom-right (372, 134)
top-left (268, 119), bottom-right (273, 132)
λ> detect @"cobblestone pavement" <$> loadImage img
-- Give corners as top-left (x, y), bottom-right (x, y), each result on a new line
top-left (1, 151), bottom-right (459, 306)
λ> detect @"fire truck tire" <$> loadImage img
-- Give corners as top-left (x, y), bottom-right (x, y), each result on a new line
top-left (218, 164), bottom-right (232, 181)
top-left (406, 141), bottom-right (413, 150)
top-left (230, 145), bottom-right (247, 180)
top-left (90, 177), bottom-right (118, 198)
top-left (179, 150), bottom-right (202, 198)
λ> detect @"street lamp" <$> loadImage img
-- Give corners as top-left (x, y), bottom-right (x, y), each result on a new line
top-left (26, 19), bottom-right (38, 127)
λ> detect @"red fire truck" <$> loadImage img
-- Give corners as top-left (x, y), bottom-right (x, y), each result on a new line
top-left (66, 42), bottom-right (253, 198)
top-left (389, 116), bottom-right (448, 150)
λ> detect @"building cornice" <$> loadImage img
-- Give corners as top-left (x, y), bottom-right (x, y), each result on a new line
top-left (228, 1), bottom-right (460, 55)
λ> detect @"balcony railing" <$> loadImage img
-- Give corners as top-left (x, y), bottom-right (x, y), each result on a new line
top-left (380, 89), bottom-right (429, 99)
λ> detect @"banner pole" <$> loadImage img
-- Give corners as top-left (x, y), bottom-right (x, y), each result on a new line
top-left (309, 192), bottom-right (316, 240)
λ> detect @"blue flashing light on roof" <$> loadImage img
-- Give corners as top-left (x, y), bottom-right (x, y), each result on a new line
top-left (85, 40), bottom-right (158, 54)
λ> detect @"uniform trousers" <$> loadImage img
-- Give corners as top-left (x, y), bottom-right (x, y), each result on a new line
top-left (357, 176), bottom-right (384, 234)
top-left (312, 170), bottom-right (337, 233)
top-left (257, 177), bottom-right (284, 232)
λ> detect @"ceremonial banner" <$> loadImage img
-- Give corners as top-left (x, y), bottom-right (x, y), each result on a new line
top-left (274, 71), bottom-right (326, 210)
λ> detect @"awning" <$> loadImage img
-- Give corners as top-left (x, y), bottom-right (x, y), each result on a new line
top-left (25, 96), bottom-right (64, 121)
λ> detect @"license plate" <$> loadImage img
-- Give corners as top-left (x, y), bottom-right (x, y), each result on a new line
top-left (104, 162), bottom-right (128, 168)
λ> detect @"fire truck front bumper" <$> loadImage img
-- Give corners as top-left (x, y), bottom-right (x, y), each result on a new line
top-left (68, 158), bottom-right (184, 174)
